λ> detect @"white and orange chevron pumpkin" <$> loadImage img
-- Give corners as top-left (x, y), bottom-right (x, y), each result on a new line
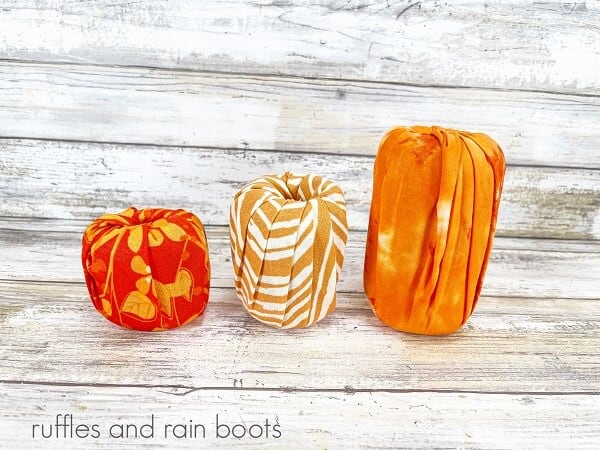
top-left (229, 172), bottom-right (348, 329)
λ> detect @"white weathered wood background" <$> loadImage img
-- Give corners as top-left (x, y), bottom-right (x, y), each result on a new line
top-left (0, 1), bottom-right (599, 448)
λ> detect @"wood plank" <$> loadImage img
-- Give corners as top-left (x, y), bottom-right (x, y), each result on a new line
top-left (1, 222), bottom-right (599, 300)
top-left (5, 215), bottom-right (600, 255)
top-left (1, 383), bottom-right (599, 449)
top-left (1, 139), bottom-right (599, 240)
top-left (0, 1), bottom-right (599, 94)
top-left (1, 281), bottom-right (599, 392)
top-left (5, 216), bottom-right (600, 253)
top-left (0, 63), bottom-right (599, 169)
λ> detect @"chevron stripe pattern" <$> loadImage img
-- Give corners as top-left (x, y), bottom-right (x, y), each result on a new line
top-left (229, 172), bottom-right (348, 329)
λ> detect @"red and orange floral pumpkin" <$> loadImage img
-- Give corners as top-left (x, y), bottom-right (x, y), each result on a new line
top-left (82, 207), bottom-right (210, 331)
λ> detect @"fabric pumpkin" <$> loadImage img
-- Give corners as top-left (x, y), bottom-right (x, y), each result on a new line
top-left (82, 207), bottom-right (210, 331)
top-left (364, 126), bottom-right (506, 335)
top-left (229, 172), bottom-right (348, 329)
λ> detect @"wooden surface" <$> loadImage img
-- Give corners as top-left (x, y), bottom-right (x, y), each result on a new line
top-left (0, 1), bottom-right (599, 448)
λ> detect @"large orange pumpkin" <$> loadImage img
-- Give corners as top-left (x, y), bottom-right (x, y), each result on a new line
top-left (364, 126), bottom-right (505, 335)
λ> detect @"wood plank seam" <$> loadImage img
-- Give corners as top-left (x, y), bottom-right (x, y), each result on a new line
top-left (1, 56), bottom-right (599, 99)
top-left (1, 380), bottom-right (598, 397)
top-left (3, 135), bottom-right (600, 172)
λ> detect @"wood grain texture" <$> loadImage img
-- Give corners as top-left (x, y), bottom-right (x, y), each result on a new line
top-left (0, 1), bottom-right (599, 94)
top-left (1, 222), bottom-right (599, 300)
top-left (1, 281), bottom-right (599, 393)
top-left (1, 139), bottom-right (599, 239)
top-left (1, 2), bottom-right (599, 446)
top-left (0, 63), bottom-right (599, 169)
top-left (1, 383), bottom-right (599, 449)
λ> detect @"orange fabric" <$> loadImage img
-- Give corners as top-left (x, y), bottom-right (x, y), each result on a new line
top-left (364, 126), bottom-right (505, 335)
top-left (82, 207), bottom-right (210, 331)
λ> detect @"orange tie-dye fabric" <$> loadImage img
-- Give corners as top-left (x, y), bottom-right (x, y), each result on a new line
top-left (364, 126), bottom-right (505, 335)
top-left (229, 172), bottom-right (348, 329)
top-left (82, 207), bottom-right (210, 331)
